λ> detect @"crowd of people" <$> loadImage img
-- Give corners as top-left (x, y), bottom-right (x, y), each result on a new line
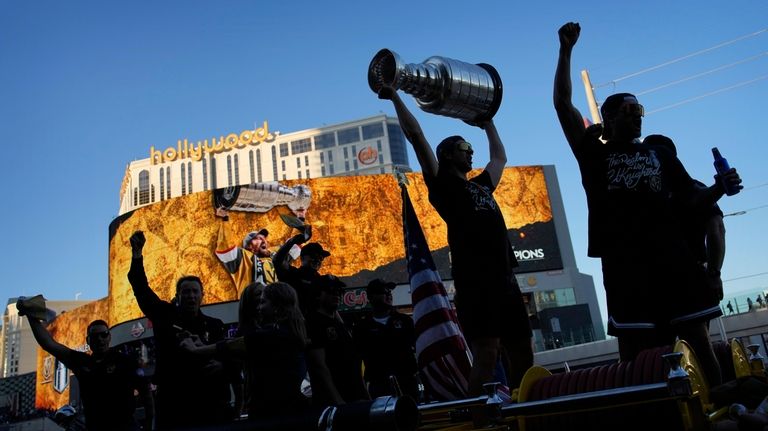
top-left (16, 20), bottom-right (745, 431)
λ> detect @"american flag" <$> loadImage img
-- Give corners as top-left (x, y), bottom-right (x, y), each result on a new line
top-left (401, 185), bottom-right (473, 401)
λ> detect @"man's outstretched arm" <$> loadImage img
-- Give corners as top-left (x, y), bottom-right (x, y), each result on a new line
top-left (378, 86), bottom-right (438, 182)
top-left (481, 119), bottom-right (506, 188)
top-left (554, 21), bottom-right (587, 153)
top-left (16, 306), bottom-right (74, 365)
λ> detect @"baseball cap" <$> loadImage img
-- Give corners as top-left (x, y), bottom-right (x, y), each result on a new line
top-left (366, 278), bottom-right (396, 295)
top-left (242, 229), bottom-right (269, 249)
top-left (301, 242), bottom-right (331, 258)
top-left (600, 93), bottom-right (637, 120)
top-left (314, 274), bottom-right (346, 293)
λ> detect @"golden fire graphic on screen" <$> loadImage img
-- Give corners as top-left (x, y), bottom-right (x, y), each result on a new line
top-left (36, 167), bottom-right (552, 410)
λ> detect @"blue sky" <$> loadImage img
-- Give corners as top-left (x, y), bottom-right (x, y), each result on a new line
top-left (1, 1), bottom-right (766, 330)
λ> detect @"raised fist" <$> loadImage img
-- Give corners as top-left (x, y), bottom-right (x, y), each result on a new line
top-left (130, 231), bottom-right (146, 252)
top-left (558, 22), bottom-right (581, 49)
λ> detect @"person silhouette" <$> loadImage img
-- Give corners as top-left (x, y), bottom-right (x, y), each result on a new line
top-left (726, 301), bottom-right (735, 315)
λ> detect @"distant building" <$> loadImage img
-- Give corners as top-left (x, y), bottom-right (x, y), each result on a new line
top-left (1, 299), bottom-right (89, 378)
top-left (119, 114), bottom-right (411, 215)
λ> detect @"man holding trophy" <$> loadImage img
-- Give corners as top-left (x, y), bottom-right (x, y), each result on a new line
top-left (371, 49), bottom-right (533, 395)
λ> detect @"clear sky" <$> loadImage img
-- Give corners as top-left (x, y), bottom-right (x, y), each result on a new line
top-left (1, 1), bottom-right (766, 330)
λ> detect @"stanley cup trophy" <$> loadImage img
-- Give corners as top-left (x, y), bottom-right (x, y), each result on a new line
top-left (368, 48), bottom-right (503, 122)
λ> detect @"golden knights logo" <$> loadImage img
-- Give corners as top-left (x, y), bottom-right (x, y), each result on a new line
top-left (42, 355), bottom-right (54, 383)
top-left (53, 359), bottom-right (69, 393)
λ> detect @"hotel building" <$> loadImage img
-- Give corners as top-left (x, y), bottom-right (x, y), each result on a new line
top-left (119, 114), bottom-right (411, 215)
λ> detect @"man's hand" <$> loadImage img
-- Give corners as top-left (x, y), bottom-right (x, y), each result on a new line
top-left (15, 298), bottom-right (28, 317)
top-left (215, 207), bottom-right (229, 219)
top-left (377, 86), bottom-right (397, 101)
top-left (714, 168), bottom-right (743, 196)
top-left (558, 22), bottom-right (581, 50)
top-left (130, 231), bottom-right (146, 257)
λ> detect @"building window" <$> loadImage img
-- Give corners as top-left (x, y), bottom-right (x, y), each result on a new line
top-left (227, 155), bottom-right (233, 187)
top-left (139, 170), bottom-right (150, 204)
top-left (187, 162), bottom-right (193, 194)
top-left (379, 153), bottom-right (384, 164)
top-left (353, 159), bottom-right (358, 170)
top-left (249, 151), bottom-right (255, 184)
top-left (279, 142), bottom-right (289, 157)
top-left (151, 184), bottom-right (155, 202)
top-left (306, 169), bottom-right (310, 179)
top-left (234, 154), bottom-right (240, 185)
top-left (321, 166), bottom-right (326, 176)
top-left (165, 167), bottom-right (171, 198)
top-left (380, 167), bottom-right (386, 174)
top-left (283, 174), bottom-right (287, 180)
top-left (281, 160), bottom-right (286, 172)
top-left (202, 159), bottom-right (208, 190)
top-left (315, 132), bottom-right (336, 149)
top-left (304, 155), bottom-right (309, 166)
top-left (209, 157), bottom-right (217, 190)
top-left (290, 138), bottom-right (312, 154)
top-left (345, 161), bottom-right (350, 171)
top-left (338, 126), bottom-right (360, 145)
top-left (296, 157), bottom-right (301, 169)
top-left (329, 164), bottom-right (334, 175)
top-left (271, 146), bottom-right (278, 181)
top-left (327, 151), bottom-right (333, 162)
top-left (133, 188), bottom-right (137, 206)
top-left (256, 149), bottom-right (263, 183)
top-left (160, 169), bottom-right (165, 200)
top-left (343, 147), bottom-right (349, 159)
top-left (362, 122), bottom-right (385, 140)
top-left (298, 171), bottom-right (302, 179)
top-left (181, 164), bottom-right (187, 196)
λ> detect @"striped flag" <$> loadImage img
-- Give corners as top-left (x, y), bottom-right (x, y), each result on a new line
top-left (401, 185), bottom-right (473, 401)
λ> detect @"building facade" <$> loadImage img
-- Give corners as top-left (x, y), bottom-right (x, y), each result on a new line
top-left (1, 299), bottom-right (89, 378)
top-left (119, 114), bottom-right (411, 215)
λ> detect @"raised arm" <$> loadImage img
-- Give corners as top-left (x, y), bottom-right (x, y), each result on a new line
top-left (273, 226), bottom-right (311, 273)
top-left (17, 307), bottom-right (74, 364)
top-left (554, 22), bottom-right (587, 153)
top-left (127, 231), bottom-right (167, 319)
top-left (480, 119), bottom-right (506, 187)
top-left (378, 86), bottom-right (438, 182)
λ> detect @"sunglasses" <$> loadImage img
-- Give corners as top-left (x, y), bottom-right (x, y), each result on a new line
top-left (618, 103), bottom-right (644, 117)
top-left (89, 331), bottom-right (110, 339)
top-left (456, 141), bottom-right (474, 154)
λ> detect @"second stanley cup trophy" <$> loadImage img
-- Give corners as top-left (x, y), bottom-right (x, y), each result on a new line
top-left (368, 48), bottom-right (503, 122)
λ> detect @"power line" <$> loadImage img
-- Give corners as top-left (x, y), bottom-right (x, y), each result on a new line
top-left (645, 74), bottom-right (768, 115)
top-left (636, 52), bottom-right (768, 96)
top-left (724, 272), bottom-right (768, 283)
top-left (595, 28), bottom-right (767, 89)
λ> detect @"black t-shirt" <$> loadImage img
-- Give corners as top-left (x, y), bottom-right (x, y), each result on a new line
top-left (128, 258), bottom-right (233, 424)
top-left (575, 134), bottom-right (696, 257)
top-left (277, 266), bottom-right (320, 317)
top-left (427, 170), bottom-right (517, 292)
top-left (243, 326), bottom-right (306, 417)
top-left (62, 350), bottom-right (145, 431)
top-left (353, 311), bottom-right (417, 397)
top-left (353, 311), bottom-right (417, 380)
top-left (306, 312), bottom-right (367, 405)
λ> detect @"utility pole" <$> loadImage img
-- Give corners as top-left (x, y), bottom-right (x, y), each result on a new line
top-left (581, 69), bottom-right (602, 125)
